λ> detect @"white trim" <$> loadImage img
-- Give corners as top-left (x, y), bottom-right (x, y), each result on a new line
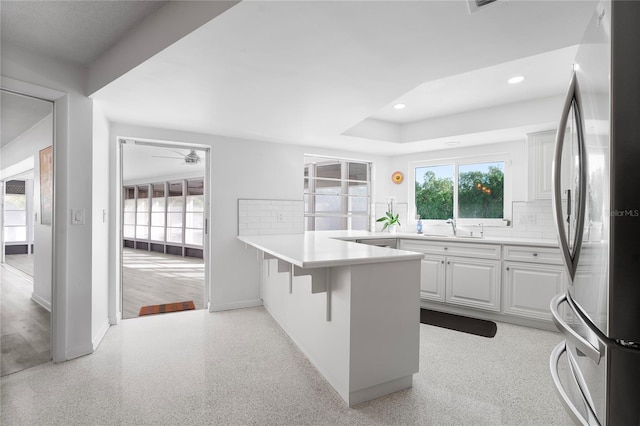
top-left (31, 292), bottom-right (51, 312)
top-left (1, 77), bottom-right (64, 362)
top-left (1, 77), bottom-right (65, 101)
top-left (92, 319), bottom-right (111, 351)
top-left (114, 136), bottom-right (212, 324)
top-left (409, 152), bottom-right (512, 226)
top-left (209, 298), bottom-right (263, 312)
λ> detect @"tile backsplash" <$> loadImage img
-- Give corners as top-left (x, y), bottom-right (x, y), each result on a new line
top-left (239, 198), bottom-right (557, 240)
top-left (385, 200), bottom-right (557, 240)
top-left (238, 199), bottom-right (304, 236)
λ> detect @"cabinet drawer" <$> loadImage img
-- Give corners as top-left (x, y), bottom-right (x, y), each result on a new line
top-left (503, 245), bottom-right (563, 265)
top-left (400, 239), bottom-right (501, 260)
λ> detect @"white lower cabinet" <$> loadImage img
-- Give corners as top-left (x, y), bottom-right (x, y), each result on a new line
top-left (503, 261), bottom-right (566, 321)
top-left (403, 240), bottom-right (501, 312)
top-left (446, 257), bottom-right (501, 312)
top-left (400, 239), bottom-right (568, 327)
top-left (420, 255), bottom-right (446, 302)
top-left (502, 244), bottom-right (567, 322)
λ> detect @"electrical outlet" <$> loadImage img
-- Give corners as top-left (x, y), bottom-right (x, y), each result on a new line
top-left (277, 212), bottom-right (284, 222)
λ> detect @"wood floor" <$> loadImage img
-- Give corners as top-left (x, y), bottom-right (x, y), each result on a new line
top-left (4, 253), bottom-right (34, 277)
top-left (0, 264), bottom-right (51, 376)
top-left (122, 248), bottom-right (205, 319)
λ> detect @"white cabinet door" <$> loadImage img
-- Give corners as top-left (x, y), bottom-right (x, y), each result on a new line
top-left (527, 130), bottom-right (556, 200)
top-left (420, 255), bottom-right (445, 302)
top-left (445, 257), bottom-right (501, 312)
top-left (503, 261), bottom-right (567, 321)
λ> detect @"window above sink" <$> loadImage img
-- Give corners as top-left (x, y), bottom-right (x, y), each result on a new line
top-left (410, 153), bottom-right (512, 227)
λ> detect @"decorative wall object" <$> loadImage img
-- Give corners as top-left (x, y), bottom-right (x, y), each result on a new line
top-left (392, 171), bottom-right (404, 184)
top-left (39, 146), bottom-right (53, 225)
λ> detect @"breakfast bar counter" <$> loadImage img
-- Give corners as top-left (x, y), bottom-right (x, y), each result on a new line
top-left (238, 233), bottom-right (423, 406)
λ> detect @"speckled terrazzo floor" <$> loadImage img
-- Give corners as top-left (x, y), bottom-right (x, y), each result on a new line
top-left (0, 307), bottom-right (572, 425)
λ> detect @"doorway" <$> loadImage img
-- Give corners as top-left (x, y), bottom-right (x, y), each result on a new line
top-left (0, 89), bottom-right (54, 375)
top-left (119, 139), bottom-right (209, 319)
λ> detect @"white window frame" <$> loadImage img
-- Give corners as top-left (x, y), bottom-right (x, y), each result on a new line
top-left (409, 153), bottom-right (512, 227)
top-left (304, 155), bottom-right (372, 231)
top-left (123, 177), bottom-right (204, 248)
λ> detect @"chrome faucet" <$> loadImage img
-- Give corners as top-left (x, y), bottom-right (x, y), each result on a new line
top-left (446, 218), bottom-right (457, 236)
top-left (479, 222), bottom-right (484, 238)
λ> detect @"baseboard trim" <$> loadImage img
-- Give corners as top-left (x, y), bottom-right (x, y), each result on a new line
top-left (210, 298), bottom-right (263, 312)
top-left (65, 343), bottom-right (94, 360)
top-left (31, 292), bottom-right (52, 312)
top-left (92, 319), bottom-right (111, 351)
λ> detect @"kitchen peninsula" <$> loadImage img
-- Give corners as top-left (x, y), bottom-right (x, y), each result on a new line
top-left (238, 233), bottom-right (423, 406)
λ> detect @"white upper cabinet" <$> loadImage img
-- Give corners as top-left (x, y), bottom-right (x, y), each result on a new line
top-left (527, 130), bottom-right (557, 200)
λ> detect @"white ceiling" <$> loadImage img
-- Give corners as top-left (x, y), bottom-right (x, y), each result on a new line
top-left (1, 0), bottom-right (599, 157)
top-left (91, 0), bottom-right (597, 155)
top-left (0, 0), bottom-right (168, 66)
top-left (121, 142), bottom-right (205, 183)
top-left (369, 45), bottom-right (579, 125)
top-left (1, 90), bottom-right (53, 148)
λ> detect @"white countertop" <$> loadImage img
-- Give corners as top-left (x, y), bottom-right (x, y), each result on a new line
top-left (238, 231), bottom-right (560, 269)
top-left (237, 233), bottom-right (424, 268)
top-left (326, 230), bottom-right (560, 248)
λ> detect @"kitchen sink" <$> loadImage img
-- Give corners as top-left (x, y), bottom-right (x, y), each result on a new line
top-left (421, 233), bottom-right (484, 239)
top-left (453, 234), bottom-right (484, 239)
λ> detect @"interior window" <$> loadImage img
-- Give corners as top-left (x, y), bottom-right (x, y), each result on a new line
top-left (304, 156), bottom-right (371, 231)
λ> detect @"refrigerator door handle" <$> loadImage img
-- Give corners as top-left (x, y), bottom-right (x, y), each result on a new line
top-left (552, 71), bottom-right (588, 281)
top-left (550, 293), bottom-right (603, 365)
top-left (550, 342), bottom-right (600, 426)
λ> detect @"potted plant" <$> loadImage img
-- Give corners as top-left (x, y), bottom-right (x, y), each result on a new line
top-left (377, 198), bottom-right (401, 234)
top-left (376, 212), bottom-right (401, 234)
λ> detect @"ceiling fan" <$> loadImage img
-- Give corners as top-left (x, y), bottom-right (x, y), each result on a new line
top-left (152, 149), bottom-right (201, 165)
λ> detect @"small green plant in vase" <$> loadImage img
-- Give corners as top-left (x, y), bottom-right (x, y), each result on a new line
top-left (376, 212), bottom-right (401, 233)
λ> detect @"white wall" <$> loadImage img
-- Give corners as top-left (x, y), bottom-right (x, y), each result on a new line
top-left (91, 103), bottom-right (110, 348)
top-left (1, 114), bottom-right (54, 311)
top-left (2, 43), bottom-right (95, 360)
top-left (385, 139), bottom-right (529, 226)
top-left (109, 122), bottom-right (389, 313)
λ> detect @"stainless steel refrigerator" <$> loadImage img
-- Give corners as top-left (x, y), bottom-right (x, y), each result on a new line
top-left (549, 1), bottom-right (640, 425)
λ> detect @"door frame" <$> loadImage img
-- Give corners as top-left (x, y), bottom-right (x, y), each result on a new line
top-left (114, 137), bottom-right (211, 321)
top-left (0, 78), bottom-right (64, 362)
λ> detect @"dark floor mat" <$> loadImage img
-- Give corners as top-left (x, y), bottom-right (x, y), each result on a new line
top-left (420, 308), bottom-right (497, 338)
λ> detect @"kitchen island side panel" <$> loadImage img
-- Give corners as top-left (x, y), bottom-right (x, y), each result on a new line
top-left (349, 260), bottom-right (421, 393)
top-left (260, 256), bottom-right (421, 406)
top-left (261, 258), bottom-right (352, 402)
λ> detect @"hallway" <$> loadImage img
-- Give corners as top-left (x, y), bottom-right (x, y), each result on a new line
top-left (0, 264), bottom-right (50, 376)
top-left (4, 253), bottom-right (34, 277)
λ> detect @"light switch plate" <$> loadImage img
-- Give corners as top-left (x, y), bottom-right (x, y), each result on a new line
top-left (71, 208), bottom-right (85, 225)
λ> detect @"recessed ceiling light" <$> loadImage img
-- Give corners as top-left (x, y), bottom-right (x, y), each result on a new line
top-left (508, 76), bottom-right (525, 84)
top-left (393, 103), bottom-right (406, 110)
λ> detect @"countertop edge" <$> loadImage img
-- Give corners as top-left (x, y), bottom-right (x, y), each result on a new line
top-left (331, 232), bottom-right (560, 248)
top-left (237, 235), bottom-right (425, 268)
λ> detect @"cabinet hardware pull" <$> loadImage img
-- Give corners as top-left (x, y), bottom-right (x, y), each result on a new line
top-left (533, 253), bottom-right (538, 257)
top-left (444, 247), bottom-right (448, 250)
top-left (441, 260), bottom-right (444, 264)
top-left (506, 267), bottom-right (510, 271)
top-left (447, 261), bottom-right (450, 265)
